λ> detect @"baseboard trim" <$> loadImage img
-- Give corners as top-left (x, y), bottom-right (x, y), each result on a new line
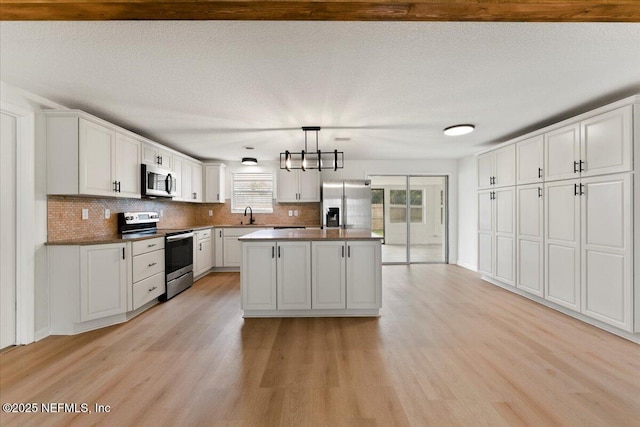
top-left (35, 327), bottom-right (50, 342)
top-left (456, 261), bottom-right (477, 272)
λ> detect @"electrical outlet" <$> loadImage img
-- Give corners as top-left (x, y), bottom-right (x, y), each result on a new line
top-left (208, 210), bottom-right (213, 217)
top-left (82, 209), bottom-right (89, 220)
top-left (104, 209), bottom-right (110, 219)
top-left (294, 210), bottom-right (299, 217)
top-left (288, 210), bottom-right (293, 217)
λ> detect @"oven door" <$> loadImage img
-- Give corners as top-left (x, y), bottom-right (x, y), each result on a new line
top-left (165, 233), bottom-right (194, 281)
top-left (142, 163), bottom-right (177, 198)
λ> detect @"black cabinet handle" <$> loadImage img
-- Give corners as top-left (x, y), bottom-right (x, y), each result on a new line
top-left (538, 168), bottom-right (543, 179)
top-left (579, 160), bottom-right (585, 172)
top-left (199, 243), bottom-right (202, 251)
top-left (348, 246), bottom-right (351, 258)
top-left (580, 183), bottom-right (585, 195)
top-left (538, 187), bottom-right (542, 198)
top-left (219, 230), bottom-right (222, 237)
top-left (342, 246), bottom-right (345, 258)
top-left (113, 181), bottom-right (118, 192)
top-left (574, 183), bottom-right (579, 196)
top-left (122, 248), bottom-right (125, 259)
top-left (574, 161), bottom-right (579, 173)
top-left (272, 246), bottom-right (275, 258)
top-left (278, 246), bottom-right (281, 258)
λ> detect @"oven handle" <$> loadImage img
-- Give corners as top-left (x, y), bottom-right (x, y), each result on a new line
top-left (166, 232), bottom-right (195, 242)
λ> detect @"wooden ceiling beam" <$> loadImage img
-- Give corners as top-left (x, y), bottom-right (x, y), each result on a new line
top-left (1, 1), bottom-right (640, 22)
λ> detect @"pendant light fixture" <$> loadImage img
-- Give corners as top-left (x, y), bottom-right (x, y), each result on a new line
top-left (280, 127), bottom-right (344, 171)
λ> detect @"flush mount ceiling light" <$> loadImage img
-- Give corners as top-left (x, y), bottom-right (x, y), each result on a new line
top-left (280, 126), bottom-right (344, 172)
top-left (444, 124), bottom-right (475, 136)
top-left (241, 157), bottom-right (258, 165)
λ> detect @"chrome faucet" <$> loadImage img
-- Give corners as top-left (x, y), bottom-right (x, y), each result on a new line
top-left (244, 206), bottom-right (255, 224)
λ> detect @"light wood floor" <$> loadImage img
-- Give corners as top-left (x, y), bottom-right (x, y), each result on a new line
top-left (1, 265), bottom-right (639, 426)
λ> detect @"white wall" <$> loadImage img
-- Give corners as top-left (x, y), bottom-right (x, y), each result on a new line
top-left (1, 82), bottom-right (67, 341)
top-left (456, 155), bottom-right (477, 271)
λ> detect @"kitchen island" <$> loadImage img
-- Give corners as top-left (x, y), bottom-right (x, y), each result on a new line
top-left (239, 228), bottom-right (382, 317)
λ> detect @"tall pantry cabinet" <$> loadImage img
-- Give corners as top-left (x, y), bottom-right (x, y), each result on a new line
top-left (477, 96), bottom-right (639, 339)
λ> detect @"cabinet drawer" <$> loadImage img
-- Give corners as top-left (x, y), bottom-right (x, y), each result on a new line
top-left (133, 250), bottom-right (165, 283)
top-left (197, 229), bottom-right (212, 240)
top-left (133, 272), bottom-right (165, 310)
top-left (132, 237), bottom-right (164, 256)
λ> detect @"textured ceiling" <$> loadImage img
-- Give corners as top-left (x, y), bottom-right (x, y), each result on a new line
top-left (1, 21), bottom-right (640, 162)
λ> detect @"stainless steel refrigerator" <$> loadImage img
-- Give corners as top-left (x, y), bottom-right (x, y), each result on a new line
top-left (322, 180), bottom-right (372, 229)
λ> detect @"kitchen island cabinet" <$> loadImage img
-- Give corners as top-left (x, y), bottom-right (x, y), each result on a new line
top-left (239, 228), bottom-right (381, 317)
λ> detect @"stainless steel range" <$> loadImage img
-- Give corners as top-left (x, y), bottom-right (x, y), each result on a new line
top-left (118, 211), bottom-right (194, 301)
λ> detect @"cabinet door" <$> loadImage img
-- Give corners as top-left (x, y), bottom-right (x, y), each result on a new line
top-left (172, 156), bottom-right (183, 201)
top-left (191, 163), bottom-right (203, 202)
top-left (214, 229), bottom-right (223, 267)
top-left (581, 174), bottom-right (632, 331)
top-left (205, 164), bottom-right (226, 203)
top-left (494, 187), bottom-right (515, 286)
top-left (580, 106), bottom-right (632, 178)
top-left (80, 243), bottom-right (127, 321)
top-left (516, 136), bottom-right (544, 185)
top-left (312, 241), bottom-right (346, 309)
top-left (182, 161), bottom-right (193, 201)
top-left (545, 123), bottom-right (580, 182)
top-left (196, 239), bottom-right (213, 276)
top-left (277, 169), bottom-right (300, 202)
top-left (241, 242), bottom-right (277, 310)
top-left (545, 179), bottom-right (581, 311)
top-left (223, 236), bottom-right (242, 267)
top-left (346, 240), bottom-right (381, 309)
top-left (78, 118), bottom-right (116, 197)
top-left (477, 152), bottom-right (493, 189)
top-left (298, 170), bottom-right (321, 202)
top-left (156, 147), bottom-right (173, 170)
top-left (494, 145), bottom-right (516, 188)
top-left (142, 143), bottom-right (158, 165)
top-left (477, 190), bottom-right (494, 276)
top-left (114, 133), bottom-right (141, 198)
top-left (516, 184), bottom-right (544, 297)
top-left (277, 241), bottom-right (312, 309)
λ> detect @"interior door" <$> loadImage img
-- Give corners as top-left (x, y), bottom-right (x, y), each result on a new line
top-left (0, 111), bottom-right (17, 349)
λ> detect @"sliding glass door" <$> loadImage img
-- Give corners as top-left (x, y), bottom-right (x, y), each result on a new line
top-left (369, 175), bottom-right (447, 264)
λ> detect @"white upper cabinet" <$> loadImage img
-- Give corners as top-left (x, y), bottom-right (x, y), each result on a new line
top-left (142, 142), bottom-right (173, 170)
top-left (46, 112), bottom-right (142, 199)
top-left (114, 132), bottom-right (142, 198)
top-left (191, 163), bottom-right (203, 203)
top-left (580, 105), bottom-right (632, 178)
top-left (78, 118), bottom-right (117, 197)
top-left (277, 169), bottom-right (320, 202)
top-left (477, 145), bottom-right (515, 189)
top-left (204, 163), bottom-right (226, 203)
top-left (545, 105), bottom-right (632, 182)
top-left (171, 156), bottom-right (184, 201)
top-left (516, 135), bottom-right (544, 185)
top-left (545, 123), bottom-right (582, 182)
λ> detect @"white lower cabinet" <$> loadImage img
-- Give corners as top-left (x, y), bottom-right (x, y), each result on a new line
top-left (80, 244), bottom-right (128, 321)
top-left (346, 240), bottom-right (382, 309)
top-left (580, 174), bottom-right (632, 331)
top-left (241, 239), bottom-right (381, 315)
top-left (516, 184), bottom-right (544, 297)
top-left (545, 179), bottom-right (581, 311)
top-left (312, 241), bottom-right (346, 309)
top-left (241, 241), bottom-right (277, 310)
top-left (477, 187), bottom-right (515, 286)
top-left (194, 228), bottom-right (213, 278)
top-left (277, 241), bottom-right (312, 309)
top-left (544, 174), bottom-right (633, 330)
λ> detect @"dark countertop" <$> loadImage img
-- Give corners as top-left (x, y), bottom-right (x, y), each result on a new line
top-left (46, 224), bottom-right (323, 245)
top-left (238, 228), bottom-right (381, 241)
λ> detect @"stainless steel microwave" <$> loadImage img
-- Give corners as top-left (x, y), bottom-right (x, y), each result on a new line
top-left (141, 163), bottom-right (177, 198)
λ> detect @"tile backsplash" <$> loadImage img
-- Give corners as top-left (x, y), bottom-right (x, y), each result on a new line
top-left (47, 195), bottom-right (321, 241)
